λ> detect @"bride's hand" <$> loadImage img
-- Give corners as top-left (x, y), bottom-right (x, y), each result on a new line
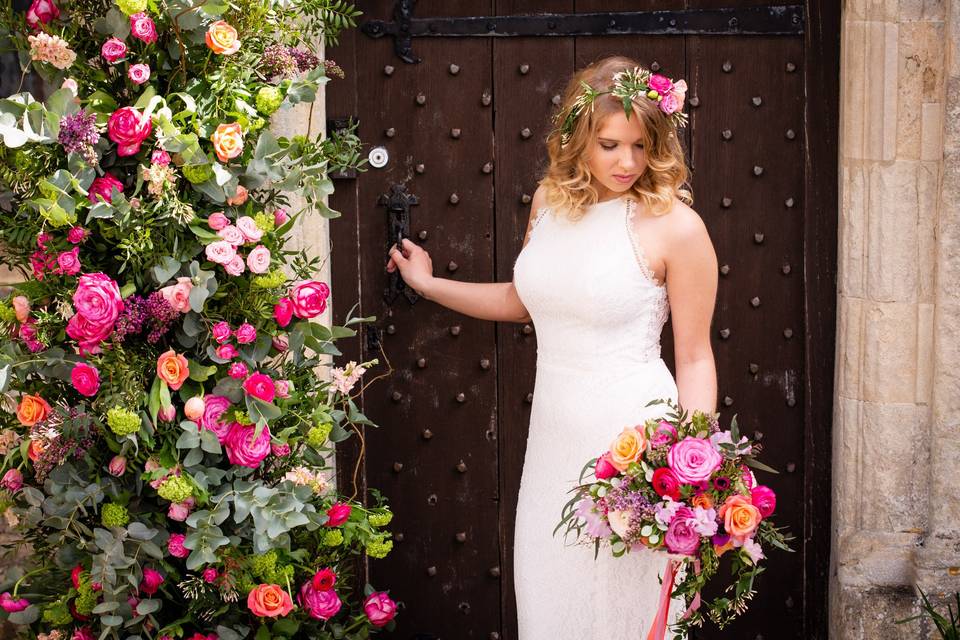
top-left (386, 238), bottom-right (434, 296)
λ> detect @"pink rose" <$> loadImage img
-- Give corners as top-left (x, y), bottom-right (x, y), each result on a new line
top-left (88, 173), bottom-right (124, 204)
top-left (273, 208), bottom-right (288, 226)
top-left (272, 335), bottom-right (289, 352)
top-left (108, 106), bottom-right (152, 156)
top-left (205, 240), bottom-right (236, 265)
top-left (650, 420), bottom-right (678, 447)
top-left (159, 276), bottom-right (193, 313)
top-left (67, 226), bottom-right (88, 243)
top-left (127, 63), bottom-right (151, 85)
top-left (157, 405), bottom-right (176, 422)
top-left (202, 567), bottom-right (218, 583)
top-left (217, 225), bottom-right (244, 246)
top-left (168, 498), bottom-right (194, 521)
top-left (71, 362), bottom-right (100, 396)
top-left (247, 583), bottom-right (293, 618)
top-left (741, 465), bottom-right (756, 490)
top-left (274, 298), bottom-right (293, 327)
top-left (211, 321), bottom-right (231, 343)
top-left (12, 296), bottom-right (30, 323)
top-left (750, 485), bottom-right (777, 518)
top-left (234, 322), bottom-right (256, 344)
top-left (224, 422), bottom-right (272, 468)
top-left (66, 314), bottom-right (110, 353)
top-left (25, 0), bottom-right (59, 28)
top-left (594, 452), bottom-right (618, 480)
top-left (216, 343), bottom-right (239, 360)
top-left (101, 37), bottom-right (127, 64)
top-left (199, 395), bottom-right (233, 441)
top-left (73, 628), bottom-right (95, 640)
top-left (1, 469), bottom-right (23, 492)
top-left (363, 592), bottom-right (397, 628)
top-left (325, 503), bottom-right (351, 527)
top-left (659, 93), bottom-right (680, 115)
top-left (667, 436), bottom-right (723, 485)
top-left (0, 592), bottom-right (30, 613)
top-left (236, 216), bottom-right (263, 242)
top-left (70, 272), bottom-right (123, 340)
top-left (298, 582), bottom-right (342, 620)
top-left (207, 211), bottom-right (229, 230)
top-left (246, 245), bottom-right (271, 274)
top-left (243, 373), bottom-right (275, 402)
top-left (56, 246), bottom-right (81, 275)
top-left (664, 506), bottom-right (701, 556)
top-left (648, 74), bottom-right (673, 94)
top-left (227, 362), bottom-right (248, 379)
top-left (167, 533), bottom-right (189, 559)
top-left (107, 455), bottom-right (126, 476)
top-left (274, 380), bottom-right (291, 398)
top-left (140, 567), bottom-right (164, 596)
top-left (129, 12), bottom-right (157, 44)
top-left (151, 149), bottom-right (170, 166)
top-left (289, 280), bottom-right (330, 319)
top-left (224, 255), bottom-right (245, 276)
top-left (226, 184), bottom-right (248, 206)
top-left (271, 442), bottom-right (290, 456)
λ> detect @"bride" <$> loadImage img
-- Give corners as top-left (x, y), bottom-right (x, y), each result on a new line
top-left (387, 56), bottom-right (718, 639)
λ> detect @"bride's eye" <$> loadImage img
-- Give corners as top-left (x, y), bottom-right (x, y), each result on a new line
top-left (600, 143), bottom-right (616, 150)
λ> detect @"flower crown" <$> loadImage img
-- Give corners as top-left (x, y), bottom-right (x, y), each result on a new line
top-left (554, 66), bottom-right (689, 145)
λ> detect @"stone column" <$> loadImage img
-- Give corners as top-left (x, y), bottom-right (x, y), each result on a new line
top-left (832, 0), bottom-right (958, 637)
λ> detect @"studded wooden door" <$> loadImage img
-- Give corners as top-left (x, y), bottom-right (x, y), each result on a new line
top-left (327, 1), bottom-right (838, 639)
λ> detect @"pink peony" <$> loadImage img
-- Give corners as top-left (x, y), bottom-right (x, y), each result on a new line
top-left (139, 568), bottom-right (164, 596)
top-left (0, 592), bottom-right (30, 613)
top-left (1, 469), bottom-right (23, 492)
top-left (100, 37), bottom-right (127, 64)
top-left (223, 422), bottom-right (272, 468)
top-left (246, 245), bottom-right (271, 274)
top-left (650, 420), bottom-right (678, 447)
top-left (224, 255), bottom-right (245, 276)
top-left (274, 380), bottom-right (291, 398)
top-left (159, 276), bottom-right (193, 313)
top-left (750, 485), bottom-right (777, 518)
top-left (129, 12), bottom-right (157, 43)
top-left (298, 582), bottom-right (342, 620)
top-left (227, 362), bottom-right (248, 379)
top-left (67, 226), bottom-right (88, 243)
top-left (594, 452), bottom-right (618, 480)
top-left (667, 436), bottom-right (723, 485)
top-left (273, 298), bottom-right (293, 327)
top-left (659, 93), bottom-right (680, 115)
top-left (363, 591), bottom-right (397, 628)
top-left (56, 247), bottom-right (81, 275)
top-left (243, 373), bottom-right (275, 402)
top-left (107, 455), bottom-right (126, 476)
top-left (289, 280), bottom-right (330, 319)
top-left (216, 343), bottom-right (239, 360)
top-left (205, 240), bottom-right (237, 265)
top-left (199, 395), bottom-right (233, 441)
top-left (648, 74), bottom-right (673, 94)
top-left (167, 533), bottom-right (189, 559)
top-left (26, 0), bottom-right (59, 29)
top-left (202, 567), bottom-right (218, 583)
top-left (273, 208), bottom-right (288, 226)
top-left (217, 225), bottom-right (244, 246)
top-left (108, 107), bottom-right (152, 157)
top-left (236, 216), bottom-right (263, 243)
top-left (207, 211), bottom-right (229, 230)
top-left (212, 321), bottom-right (232, 343)
top-left (71, 362), bottom-right (100, 396)
top-left (88, 173), bottom-right (124, 204)
top-left (325, 503), bottom-right (351, 527)
top-left (127, 63), bottom-right (151, 85)
top-left (664, 506), bottom-right (701, 556)
top-left (234, 322), bottom-right (256, 344)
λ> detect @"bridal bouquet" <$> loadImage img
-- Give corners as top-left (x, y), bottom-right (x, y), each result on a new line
top-left (0, 0), bottom-right (400, 637)
top-left (556, 399), bottom-right (793, 638)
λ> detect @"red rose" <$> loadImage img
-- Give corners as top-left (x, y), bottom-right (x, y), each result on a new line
top-left (652, 467), bottom-right (682, 500)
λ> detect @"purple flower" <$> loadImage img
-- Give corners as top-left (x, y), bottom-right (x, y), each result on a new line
top-left (58, 111), bottom-right (99, 165)
top-left (574, 497), bottom-right (612, 538)
top-left (713, 476), bottom-right (731, 491)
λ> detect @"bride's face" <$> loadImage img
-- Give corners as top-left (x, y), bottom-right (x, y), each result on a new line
top-left (585, 109), bottom-right (649, 201)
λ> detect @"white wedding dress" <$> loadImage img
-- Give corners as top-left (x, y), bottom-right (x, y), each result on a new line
top-left (511, 196), bottom-right (686, 639)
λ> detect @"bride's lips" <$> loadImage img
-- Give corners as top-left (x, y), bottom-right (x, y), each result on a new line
top-left (612, 174), bottom-right (636, 184)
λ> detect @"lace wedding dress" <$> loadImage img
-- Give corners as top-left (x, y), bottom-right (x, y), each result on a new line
top-left (511, 196), bottom-right (685, 639)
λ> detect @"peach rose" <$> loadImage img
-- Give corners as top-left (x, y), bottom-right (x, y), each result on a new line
top-left (226, 184), bottom-right (248, 206)
top-left (205, 20), bottom-right (240, 55)
top-left (718, 494), bottom-right (762, 541)
top-left (156, 349), bottom-right (190, 390)
top-left (12, 296), bottom-right (30, 323)
top-left (247, 583), bottom-right (294, 618)
top-left (691, 493), bottom-right (714, 510)
top-left (27, 439), bottom-right (47, 461)
top-left (211, 123), bottom-right (243, 163)
top-left (17, 394), bottom-right (51, 427)
top-left (608, 426), bottom-right (647, 472)
top-left (159, 276), bottom-right (193, 313)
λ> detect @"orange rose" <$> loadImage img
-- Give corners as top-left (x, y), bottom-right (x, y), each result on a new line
top-left (718, 494), bottom-right (761, 541)
top-left (211, 122), bottom-right (243, 163)
top-left (247, 583), bottom-right (294, 617)
top-left (156, 349), bottom-right (190, 391)
top-left (17, 394), bottom-right (51, 427)
top-left (226, 184), bottom-right (248, 206)
top-left (27, 439), bottom-right (47, 461)
top-left (714, 538), bottom-right (734, 557)
top-left (205, 20), bottom-right (240, 55)
top-left (691, 493), bottom-right (714, 510)
top-left (608, 426), bottom-right (647, 472)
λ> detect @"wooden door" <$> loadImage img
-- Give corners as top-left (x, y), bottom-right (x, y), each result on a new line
top-left (327, 2), bottom-right (838, 638)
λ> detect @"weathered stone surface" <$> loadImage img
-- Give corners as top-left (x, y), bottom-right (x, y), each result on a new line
top-left (861, 302), bottom-right (918, 403)
top-left (832, 396), bottom-right (863, 534)
top-left (835, 585), bottom-right (926, 638)
top-left (841, 20), bottom-right (900, 161)
top-left (897, 21), bottom-right (945, 159)
top-left (836, 296), bottom-right (864, 399)
top-left (839, 163), bottom-right (868, 298)
top-left (865, 162), bottom-right (920, 303)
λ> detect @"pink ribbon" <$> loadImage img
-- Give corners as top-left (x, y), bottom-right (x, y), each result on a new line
top-left (645, 558), bottom-right (703, 640)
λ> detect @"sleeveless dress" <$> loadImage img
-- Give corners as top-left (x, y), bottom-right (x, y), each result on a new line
top-left (511, 196), bottom-right (685, 639)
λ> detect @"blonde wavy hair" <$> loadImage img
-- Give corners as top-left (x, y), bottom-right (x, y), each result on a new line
top-left (540, 56), bottom-right (693, 219)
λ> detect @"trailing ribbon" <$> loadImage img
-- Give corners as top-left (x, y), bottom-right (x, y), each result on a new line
top-left (645, 558), bottom-right (703, 640)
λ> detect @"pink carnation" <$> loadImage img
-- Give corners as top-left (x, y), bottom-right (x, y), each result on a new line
top-left (227, 362), bottom-right (248, 379)
top-left (151, 149), bottom-right (170, 166)
top-left (168, 498), bottom-right (194, 521)
top-left (223, 422), bottom-right (272, 468)
top-left (202, 568), bottom-right (218, 583)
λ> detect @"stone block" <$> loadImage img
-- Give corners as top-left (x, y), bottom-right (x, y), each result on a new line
top-left (932, 299), bottom-right (960, 421)
top-left (837, 295), bottom-right (865, 399)
top-left (917, 161), bottom-right (939, 302)
top-left (833, 584), bottom-right (925, 640)
top-left (899, 0), bottom-right (947, 22)
top-left (835, 530), bottom-right (923, 587)
top-left (896, 22), bottom-right (945, 159)
top-left (839, 163), bottom-right (867, 298)
top-left (927, 436), bottom-right (960, 536)
top-left (861, 302), bottom-right (918, 403)
top-left (920, 103), bottom-right (943, 161)
top-left (866, 161), bottom-right (920, 303)
top-left (916, 303), bottom-right (935, 403)
top-left (841, 21), bottom-right (899, 161)
top-left (845, 0), bottom-right (900, 22)
top-left (833, 396), bottom-right (863, 534)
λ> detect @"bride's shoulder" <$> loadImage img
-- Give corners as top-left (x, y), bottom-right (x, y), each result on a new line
top-left (658, 198), bottom-right (710, 247)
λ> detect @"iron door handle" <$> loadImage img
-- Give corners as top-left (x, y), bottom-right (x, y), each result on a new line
top-left (380, 183), bottom-right (420, 304)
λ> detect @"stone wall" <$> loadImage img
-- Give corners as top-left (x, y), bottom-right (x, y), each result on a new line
top-left (832, 0), bottom-right (960, 637)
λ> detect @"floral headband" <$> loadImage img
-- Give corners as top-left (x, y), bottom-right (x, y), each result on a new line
top-left (554, 66), bottom-right (689, 145)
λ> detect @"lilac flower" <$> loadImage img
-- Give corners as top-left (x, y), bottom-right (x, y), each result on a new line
top-left (260, 43), bottom-right (297, 77)
top-left (58, 111), bottom-right (99, 165)
top-left (112, 292), bottom-right (179, 343)
top-left (288, 46), bottom-right (319, 72)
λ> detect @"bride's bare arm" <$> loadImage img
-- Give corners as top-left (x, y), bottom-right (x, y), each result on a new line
top-left (385, 188), bottom-right (546, 324)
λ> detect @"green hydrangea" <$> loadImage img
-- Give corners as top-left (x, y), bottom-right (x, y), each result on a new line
top-left (368, 510), bottom-right (393, 527)
top-left (0, 304), bottom-right (16, 323)
top-left (254, 212), bottom-right (275, 233)
top-left (265, 563), bottom-right (294, 586)
top-left (365, 537), bottom-right (393, 559)
top-left (248, 118), bottom-right (267, 133)
top-left (255, 87), bottom-right (284, 116)
top-left (42, 597), bottom-right (73, 626)
top-left (75, 579), bottom-right (97, 616)
top-left (248, 550), bottom-right (278, 578)
top-left (115, 0), bottom-right (147, 14)
top-left (233, 410), bottom-right (252, 425)
top-left (322, 529), bottom-right (343, 547)
top-left (107, 407), bottom-right (141, 436)
top-left (157, 475), bottom-right (193, 503)
top-left (306, 423), bottom-right (333, 449)
top-left (252, 269), bottom-right (287, 290)
top-left (101, 503), bottom-right (130, 528)
top-left (182, 163), bottom-right (214, 184)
